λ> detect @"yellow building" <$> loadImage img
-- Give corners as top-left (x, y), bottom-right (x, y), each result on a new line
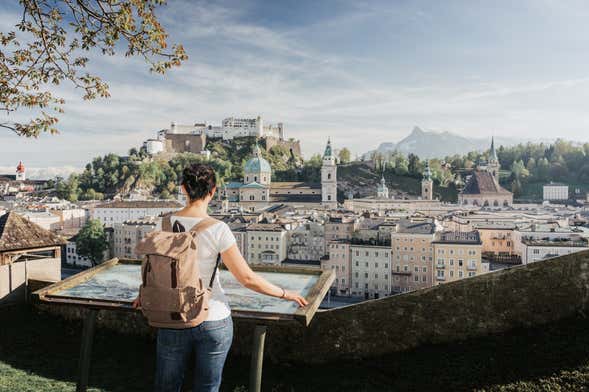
top-left (390, 220), bottom-right (437, 293)
top-left (432, 231), bottom-right (487, 284)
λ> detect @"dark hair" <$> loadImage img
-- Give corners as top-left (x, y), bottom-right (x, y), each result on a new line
top-left (181, 164), bottom-right (217, 202)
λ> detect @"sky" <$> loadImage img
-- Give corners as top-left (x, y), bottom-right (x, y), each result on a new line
top-left (2, 0), bottom-right (589, 178)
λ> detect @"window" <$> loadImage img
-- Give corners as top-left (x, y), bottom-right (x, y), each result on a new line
top-left (414, 276), bottom-right (419, 281)
top-left (422, 267), bottom-right (427, 272)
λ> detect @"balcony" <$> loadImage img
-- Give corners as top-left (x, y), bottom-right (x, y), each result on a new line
top-left (392, 271), bottom-right (411, 276)
top-left (436, 275), bottom-right (446, 281)
top-left (436, 264), bottom-right (445, 269)
top-left (467, 265), bottom-right (477, 271)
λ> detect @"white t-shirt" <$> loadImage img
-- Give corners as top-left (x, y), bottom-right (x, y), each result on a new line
top-left (157, 215), bottom-right (236, 321)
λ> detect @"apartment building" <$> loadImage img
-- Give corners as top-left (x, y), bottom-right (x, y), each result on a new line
top-left (113, 218), bottom-right (157, 259)
top-left (287, 222), bottom-right (325, 261)
top-left (324, 215), bottom-right (357, 241)
top-left (390, 220), bottom-right (437, 293)
top-left (351, 243), bottom-right (392, 299)
top-left (92, 200), bottom-right (182, 227)
top-left (432, 231), bottom-right (486, 285)
top-left (246, 223), bottom-right (287, 264)
top-left (322, 240), bottom-right (352, 296)
top-left (474, 224), bottom-right (516, 256)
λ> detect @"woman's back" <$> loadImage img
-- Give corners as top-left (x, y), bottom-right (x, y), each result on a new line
top-left (163, 214), bottom-right (236, 321)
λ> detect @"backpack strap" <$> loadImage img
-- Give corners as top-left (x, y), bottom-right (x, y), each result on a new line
top-left (189, 217), bottom-right (220, 234)
top-left (208, 254), bottom-right (222, 289)
top-left (161, 212), bottom-right (175, 232)
top-left (189, 217), bottom-right (222, 289)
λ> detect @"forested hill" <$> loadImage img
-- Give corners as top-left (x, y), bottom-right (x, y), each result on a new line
top-left (53, 137), bottom-right (303, 201)
top-left (51, 138), bottom-right (589, 203)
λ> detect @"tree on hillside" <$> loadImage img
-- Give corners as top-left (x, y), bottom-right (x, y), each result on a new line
top-left (76, 219), bottom-right (108, 266)
top-left (1, 0), bottom-right (187, 137)
top-left (338, 147), bottom-right (351, 164)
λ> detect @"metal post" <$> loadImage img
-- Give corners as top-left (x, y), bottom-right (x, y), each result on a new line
top-left (249, 325), bottom-right (267, 392)
top-left (76, 309), bottom-right (98, 392)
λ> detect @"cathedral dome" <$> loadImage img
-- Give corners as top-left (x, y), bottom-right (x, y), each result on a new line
top-left (244, 145), bottom-right (271, 173)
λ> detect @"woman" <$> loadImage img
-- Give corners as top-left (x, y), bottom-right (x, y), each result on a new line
top-left (133, 163), bottom-right (307, 392)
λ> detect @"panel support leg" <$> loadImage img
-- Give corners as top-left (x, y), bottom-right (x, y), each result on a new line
top-left (249, 325), bottom-right (267, 392)
top-left (76, 309), bottom-right (98, 392)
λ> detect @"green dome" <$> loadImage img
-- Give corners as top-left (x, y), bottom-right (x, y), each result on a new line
top-left (244, 145), bottom-right (271, 173)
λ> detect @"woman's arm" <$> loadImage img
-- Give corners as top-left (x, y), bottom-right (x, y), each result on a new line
top-left (221, 244), bottom-right (308, 307)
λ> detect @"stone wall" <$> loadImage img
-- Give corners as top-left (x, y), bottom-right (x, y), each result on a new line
top-left (2, 257), bottom-right (60, 305)
top-left (263, 136), bottom-right (301, 157)
top-left (34, 250), bottom-right (589, 364)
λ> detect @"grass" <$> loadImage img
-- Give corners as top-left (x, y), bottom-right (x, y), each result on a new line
top-left (1, 305), bottom-right (589, 391)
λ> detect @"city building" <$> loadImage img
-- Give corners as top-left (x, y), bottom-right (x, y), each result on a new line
top-left (351, 243), bottom-right (392, 299)
top-left (322, 240), bottom-right (352, 296)
top-left (376, 175), bottom-right (389, 199)
top-left (459, 138), bottom-right (513, 207)
top-left (0, 212), bottom-right (65, 304)
top-left (513, 224), bottom-right (589, 264)
top-left (65, 236), bottom-right (92, 267)
top-left (543, 182), bottom-right (569, 201)
top-left (474, 223), bottom-right (517, 260)
top-left (92, 200), bottom-right (182, 227)
top-left (246, 223), bottom-right (288, 264)
top-left (390, 220), bottom-right (437, 293)
top-left (113, 218), bottom-right (158, 259)
top-left (223, 139), bottom-right (335, 211)
top-left (432, 231), bottom-right (486, 284)
top-left (287, 222), bottom-right (325, 261)
top-left (325, 215), bottom-right (359, 241)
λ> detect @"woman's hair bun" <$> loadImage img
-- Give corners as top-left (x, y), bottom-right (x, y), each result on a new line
top-left (181, 164), bottom-right (216, 202)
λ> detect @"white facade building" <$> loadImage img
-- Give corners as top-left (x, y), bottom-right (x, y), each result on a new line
top-left (65, 240), bottom-right (93, 268)
top-left (113, 219), bottom-right (158, 259)
top-left (543, 183), bottom-right (569, 201)
top-left (351, 244), bottom-right (392, 299)
top-left (287, 222), bottom-right (325, 261)
top-left (92, 200), bottom-right (182, 227)
top-left (246, 223), bottom-right (288, 264)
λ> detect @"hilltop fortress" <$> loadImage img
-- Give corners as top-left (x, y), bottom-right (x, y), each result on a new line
top-left (142, 115), bottom-right (301, 157)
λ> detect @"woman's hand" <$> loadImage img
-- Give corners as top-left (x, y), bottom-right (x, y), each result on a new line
top-left (283, 290), bottom-right (308, 307)
top-left (132, 296), bottom-right (141, 309)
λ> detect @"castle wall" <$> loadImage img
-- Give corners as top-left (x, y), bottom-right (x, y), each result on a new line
top-left (264, 137), bottom-right (301, 157)
top-left (164, 133), bottom-right (207, 154)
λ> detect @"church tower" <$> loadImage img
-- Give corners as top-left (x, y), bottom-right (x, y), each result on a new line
top-left (321, 138), bottom-right (337, 209)
top-left (16, 161), bottom-right (25, 181)
top-left (421, 160), bottom-right (433, 200)
top-left (488, 137), bottom-right (500, 179)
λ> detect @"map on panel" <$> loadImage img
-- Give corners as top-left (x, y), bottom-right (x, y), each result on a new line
top-left (54, 263), bottom-right (319, 315)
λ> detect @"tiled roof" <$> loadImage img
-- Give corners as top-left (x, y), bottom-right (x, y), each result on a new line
top-left (95, 200), bottom-right (182, 209)
top-left (240, 182), bottom-right (267, 189)
top-left (0, 212), bottom-right (66, 252)
top-left (269, 194), bottom-right (322, 203)
top-left (461, 171), bottom-right (511, 195)
top-left (270, 182), bottom-right (321, 189)
top-left (246, 223), bottom-right (285, 232)
top-left (433, 231), bottom-right (482, 245)
top-left (395, 220), bottom-right (436, 235)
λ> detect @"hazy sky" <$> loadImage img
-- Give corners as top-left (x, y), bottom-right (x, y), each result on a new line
top-left (2, 0), bottom-right (589, 176)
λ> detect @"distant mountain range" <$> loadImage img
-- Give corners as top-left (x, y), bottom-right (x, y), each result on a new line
top-left (363, 126), bottom-right (541, 159)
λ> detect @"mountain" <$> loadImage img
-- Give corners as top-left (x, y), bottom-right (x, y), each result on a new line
top-left (364, 126), bottom-right (532, 159)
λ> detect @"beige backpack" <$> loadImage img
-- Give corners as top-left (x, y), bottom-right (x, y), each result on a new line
top-left (135, 215), bottom-right (221, 329)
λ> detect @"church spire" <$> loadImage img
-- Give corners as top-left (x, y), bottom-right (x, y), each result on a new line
top-left (423, 159), bottom-right (432, 181)
top-left (323, 137), bottom-right (333, 158)
top-left (490, 136), bottom-right (498, 163)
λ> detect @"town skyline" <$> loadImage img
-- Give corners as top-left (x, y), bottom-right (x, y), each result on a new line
top-left (3, 0), bottom-right (589, 173)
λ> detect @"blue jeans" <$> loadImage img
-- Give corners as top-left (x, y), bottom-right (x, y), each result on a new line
top-left (154, 317), bottom-right (233, 392)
